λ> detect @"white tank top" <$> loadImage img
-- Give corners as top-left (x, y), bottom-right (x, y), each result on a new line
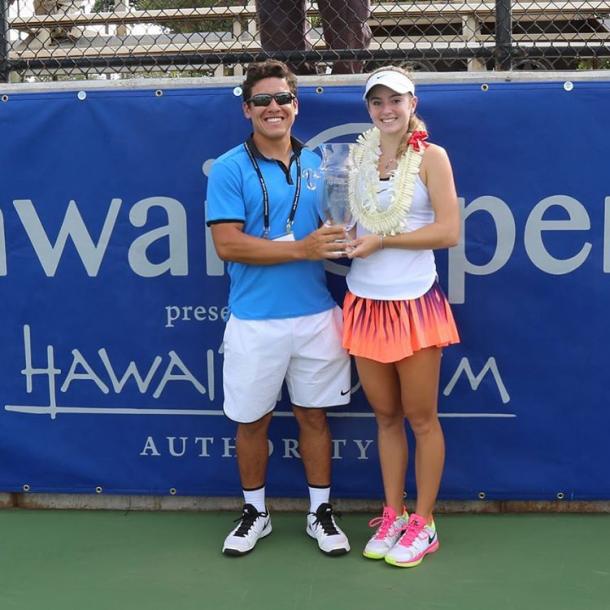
top-left (346, 175), bottom-right (437, 300)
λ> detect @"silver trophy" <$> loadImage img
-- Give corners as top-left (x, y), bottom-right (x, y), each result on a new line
top-left (303, 143), bottom-right (355, 252)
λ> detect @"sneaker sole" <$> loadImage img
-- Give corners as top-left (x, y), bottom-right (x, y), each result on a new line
top-left (222, 522), bottom-right (272, 557)
top-left (362, 549), bottom-right (386, 560)
top-left (323, 547), bottom-right (350, 557)
top-left (306, 527), bottom-right (350, 556)
top-left (384, 540), bottom-right (440, 568)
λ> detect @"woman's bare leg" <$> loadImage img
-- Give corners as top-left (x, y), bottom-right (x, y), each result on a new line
top-left (355, 356), bottom-right (405, 514)
top-left (396, 347), bottom-right (444, 523)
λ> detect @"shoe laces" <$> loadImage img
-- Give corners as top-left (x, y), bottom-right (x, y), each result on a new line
top-left (233, 504), bottom-right (267, 537)
top-left (398, 514), bottom-right (426, 547)
top-left (368, 506), bottom-right (398, 540)
top-left (309, 503), bottom-right (340, 535)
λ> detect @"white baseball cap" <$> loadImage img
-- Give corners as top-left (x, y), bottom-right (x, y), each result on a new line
top-left (363, 70), bottom-right (415, 100)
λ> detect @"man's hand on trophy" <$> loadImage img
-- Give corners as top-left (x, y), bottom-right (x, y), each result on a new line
top-left (301, 225), bottom-right (349, 259)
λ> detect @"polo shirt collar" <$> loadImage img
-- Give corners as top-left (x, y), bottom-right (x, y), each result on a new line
top-left (246, 135), bottom-right (304, 160)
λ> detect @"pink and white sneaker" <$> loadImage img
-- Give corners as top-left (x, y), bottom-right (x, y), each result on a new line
top-left (384, 513), bottom-right (439, 567)
top-left (362, 506), bottom-right (408, 560)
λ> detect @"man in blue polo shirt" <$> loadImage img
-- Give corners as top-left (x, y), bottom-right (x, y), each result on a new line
top-left (206, 59), bottom-right (351, 557)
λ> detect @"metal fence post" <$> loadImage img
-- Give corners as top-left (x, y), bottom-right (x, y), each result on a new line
top-left (0, 0), bottom-right (9, 82)
top-left (495, 0), bottom-right (513, 70)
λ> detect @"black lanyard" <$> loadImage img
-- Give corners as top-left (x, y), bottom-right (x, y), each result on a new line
top-left (244, 142), bottom-right (302, 238)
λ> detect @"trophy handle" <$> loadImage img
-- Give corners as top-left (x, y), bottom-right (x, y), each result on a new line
top-left (302, 168), bottom-right (321, 191)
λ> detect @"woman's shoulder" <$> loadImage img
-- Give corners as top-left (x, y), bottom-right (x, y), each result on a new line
top-left (421, 142), bottom-right (451, 171)
top-left (423, 141), bottom-right (448, 159)
top-left (419, 142), bottom-right (453, 185)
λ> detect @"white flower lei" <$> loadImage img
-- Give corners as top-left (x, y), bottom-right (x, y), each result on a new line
top-left (348, 127), bottom-right (425, 235)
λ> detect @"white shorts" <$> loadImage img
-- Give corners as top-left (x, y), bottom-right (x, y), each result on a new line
top-left (222, 307), bottom-right (351, 423)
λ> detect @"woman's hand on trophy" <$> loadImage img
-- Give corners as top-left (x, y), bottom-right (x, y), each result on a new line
top-left (301, 225), bottom-right (349, 259)
top-left (346, 234), bottom-right (383, 259)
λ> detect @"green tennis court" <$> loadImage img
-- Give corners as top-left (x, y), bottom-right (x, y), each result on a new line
top-left (0, 510), bottom-right (607, 610)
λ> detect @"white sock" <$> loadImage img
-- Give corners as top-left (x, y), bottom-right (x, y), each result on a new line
top-left (308, 485), bottom-right (330, 513)
top-left (243, 486), bottom-right (266, 513)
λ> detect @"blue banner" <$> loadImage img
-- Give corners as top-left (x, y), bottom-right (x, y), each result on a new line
top-left (0, 80), bottom-right (608, 499)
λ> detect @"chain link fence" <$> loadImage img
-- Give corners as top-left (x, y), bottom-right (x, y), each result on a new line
top-left (1, 0), bottom-right (610, 81)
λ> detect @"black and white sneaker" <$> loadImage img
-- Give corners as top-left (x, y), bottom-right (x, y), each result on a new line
top-left (306, 503), bottom-right (350, 556)
top-left (222, 504), bottom-right (272, 556)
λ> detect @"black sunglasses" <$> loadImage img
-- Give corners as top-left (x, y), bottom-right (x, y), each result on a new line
top-left (246, 92), bottom-right (296, 107)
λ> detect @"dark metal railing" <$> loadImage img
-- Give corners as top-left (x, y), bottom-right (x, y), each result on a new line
top-left (2, 1), bottom-right (610, 82)
top-left (0, 0), bottom-right (9, 81)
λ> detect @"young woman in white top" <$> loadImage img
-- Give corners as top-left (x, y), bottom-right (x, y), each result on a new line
top-left (343, 67), bottom-right (460, 568)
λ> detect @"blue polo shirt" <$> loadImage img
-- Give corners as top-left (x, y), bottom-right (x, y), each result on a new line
top-left (206, 137), bottom-right (335, 320)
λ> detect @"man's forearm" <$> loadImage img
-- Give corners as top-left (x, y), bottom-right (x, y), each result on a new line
top-left (216, 232), bottom-right (308, 265)
top-left (211, 223), bottom-right (347, 264)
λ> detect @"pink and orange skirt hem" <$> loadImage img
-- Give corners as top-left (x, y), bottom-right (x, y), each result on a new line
top-left (342, 282), bottom-right (460, 363)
